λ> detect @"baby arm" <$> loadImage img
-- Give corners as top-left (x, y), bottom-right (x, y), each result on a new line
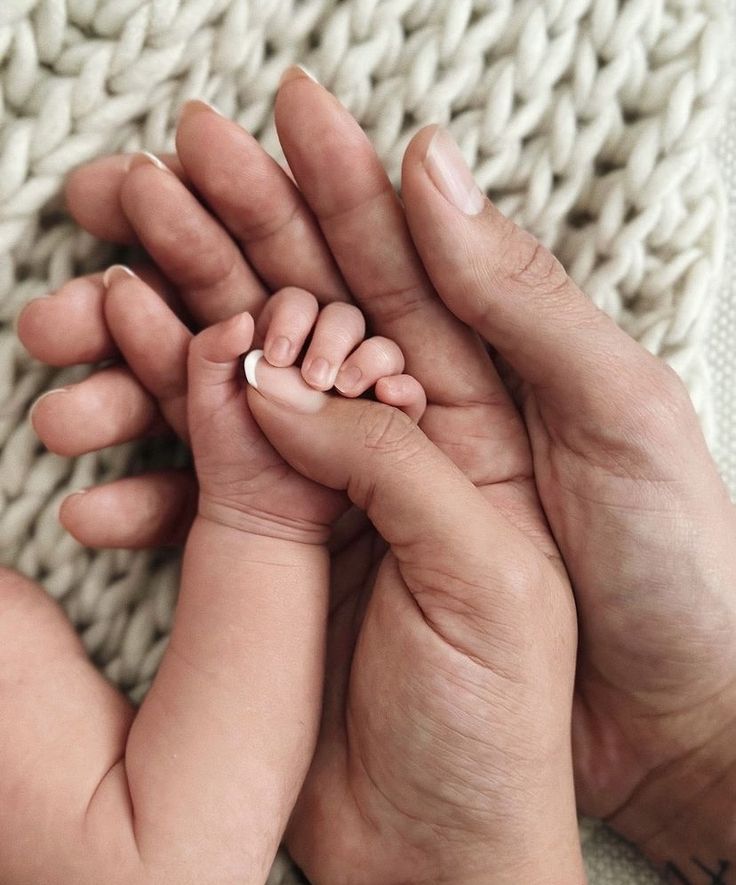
top-left (92, 276), bottom-right (425, 883)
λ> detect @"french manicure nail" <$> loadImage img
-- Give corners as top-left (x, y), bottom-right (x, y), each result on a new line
top-left (244, 349), bottom-right (264, 389)
top-left (279, 64), bottom-right (319, 89)
top-left (129, 151), bottom-right (171, 173)
top-left (30, 388), bottom-right (69, 420)
top-left (335, 365), bottom-right (362, 394)
top-left (244, 350), bottom-right (326, 413)
top-left (424, 127), bottom-right (485, 216)
top-left (180, 98), bottom-right (224, 121)
top-left (266, 336), bottom-right (292, 366)
top-left (103, 265), bottom-right (136, 288)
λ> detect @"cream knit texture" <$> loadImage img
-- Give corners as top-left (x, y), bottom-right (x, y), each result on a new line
top-left (0, 1), bottom-right (732, 882)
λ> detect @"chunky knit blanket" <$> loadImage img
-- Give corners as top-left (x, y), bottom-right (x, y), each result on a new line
top-left (0, 1), bottom-right (731, 882)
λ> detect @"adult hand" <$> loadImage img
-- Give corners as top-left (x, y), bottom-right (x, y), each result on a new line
top-left (20, 71), bottom-right (585, 883)
top-left (20, 68), bottom-right (736, 876)
top-left (399, 120), bottom-right (736, 876)
top-left (241, 352), bottom-right (584, 884)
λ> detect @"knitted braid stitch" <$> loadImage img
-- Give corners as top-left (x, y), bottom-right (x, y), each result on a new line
top-left (0, 1), bottom-right (731, 882)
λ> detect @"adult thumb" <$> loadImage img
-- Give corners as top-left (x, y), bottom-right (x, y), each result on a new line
top-left (400, 125), bottom-right (674, 418)
top-left (244, 353), bottom-right (541, 632)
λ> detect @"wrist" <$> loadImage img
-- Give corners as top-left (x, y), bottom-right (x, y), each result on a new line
top-left (606, 716), bottom-right (736, 879)
top-left (196, 494), bottom-right (330, 545)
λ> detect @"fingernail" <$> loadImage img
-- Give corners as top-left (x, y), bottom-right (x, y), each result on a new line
top-left (30, 388), bottom-right (69, 420)
top-left (266, 335), bottom-right (292, 366)
top-left (303, 356), bottom-right (333, 390)
top-left (57, 488), bottom-right (88, 523)
top-left (279, 64), bottom-right (319, 89)
top-left (103, 265), bottom-right (136, 288)
top-left (179, 98), bottom-right (224, 122)
top-left (423, 127), bottom-right (485, 216)
top-left (335, 365), bottom-right (362, 394)
top-left (129, 151), bottom-right (171, 173)
top-left (244, 350), bottom-right (326, 413)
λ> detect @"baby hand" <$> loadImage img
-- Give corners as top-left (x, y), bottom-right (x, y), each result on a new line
top-left (187, 286), bottom-right (426, 541)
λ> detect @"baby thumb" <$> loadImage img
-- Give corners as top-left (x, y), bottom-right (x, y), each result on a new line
top-left (244, 352), bottom-right (516, 571)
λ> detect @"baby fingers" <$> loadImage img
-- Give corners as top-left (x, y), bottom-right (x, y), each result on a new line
top-left (188, 312), bottom-right (255, 390)
top-left (257, 286), bottom-right (319, 367)
top-left (375, 374), bottom-right (427, 423)
top-left (255, 287), bottom-right (425, 420)
top-left (334, 336), bottom-right (405, 397)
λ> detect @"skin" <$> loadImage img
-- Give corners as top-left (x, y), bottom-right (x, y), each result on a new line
top-left (4, 275), bottom-right (437, 883)
top-left (15, 68), bottom-right (736, 875)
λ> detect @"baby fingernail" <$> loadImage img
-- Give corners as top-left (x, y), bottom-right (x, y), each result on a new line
top-left (244, 350), bottom-right (326, 413)
top-left (266, 335), bottom-right (292, 365)
top-left (424, 127), bottom-right (485, 216)
top-left (103, 265), bottom-right (136, 288)
top-left (129, 151), bottom-right (171, 173)
top-left (304, 357), bottom-right (332, 389)
top-left (335, 365), bottom-right (362, 394)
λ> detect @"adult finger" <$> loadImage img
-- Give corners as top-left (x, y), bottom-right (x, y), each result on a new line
top-left (103, 266), bottom-right (191, 440)
top-left (274, 68), bottom-right (503, 412)
top-left (120, 154), bottom-right (266, 324)
top-left (401, 125), bottom-right (681, 424)
top-left (65, 152), bottom-right (185, 243)
top-left (30, 366), bottom-right (164, 457)
top-left (60, 470), bottom-right (197, 549)
top-left (176, 102), bottom-right (349, 304)
top-left (16, 265), bottom-right (171, 367)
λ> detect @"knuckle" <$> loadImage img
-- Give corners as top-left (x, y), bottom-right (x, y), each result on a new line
top-left (321, 301), bottom-right (364, 326)
top-left (367, 336), bottom-right (403, 371)
top-left (639, 357), bottom-right (695, 430)
top-left (359, 402), bottom-right (418, 457)
top-left (362, 281), bottom-right (428, 326)
top-left (154, 222), bottom-right (238, 290)
top-left (504, 230), bottom-right (570, 297)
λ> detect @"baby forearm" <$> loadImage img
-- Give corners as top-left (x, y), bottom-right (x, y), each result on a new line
top-left (125, 515), bottom-right (329, 882)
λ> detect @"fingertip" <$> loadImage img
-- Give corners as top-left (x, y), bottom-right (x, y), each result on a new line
top-left (375, 374), bottom-right (427, 423)
top-left (129, 151), bottom-right (173, 175)
top-left (191, 311), bottom-right (255, 364)
top-left (58, 490), bottom-right (88, 538)
top-left (15, 296), bottom-right (47, 350)
top-left (278, 64), bottom-right (320, 92)
top-left (65, 157), bottom-right (138, 243)
top-left (402, 124), bottom-right (441, 176)
top-left (16, 276), bottom-right (117, 366)
top-left (29, 389), bottom-right (78, 456)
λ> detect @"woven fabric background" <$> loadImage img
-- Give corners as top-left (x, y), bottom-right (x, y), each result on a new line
top-left (708, 0), bottom-right (736, 498)
top-left (0, 1), bottom-right (732, 882)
